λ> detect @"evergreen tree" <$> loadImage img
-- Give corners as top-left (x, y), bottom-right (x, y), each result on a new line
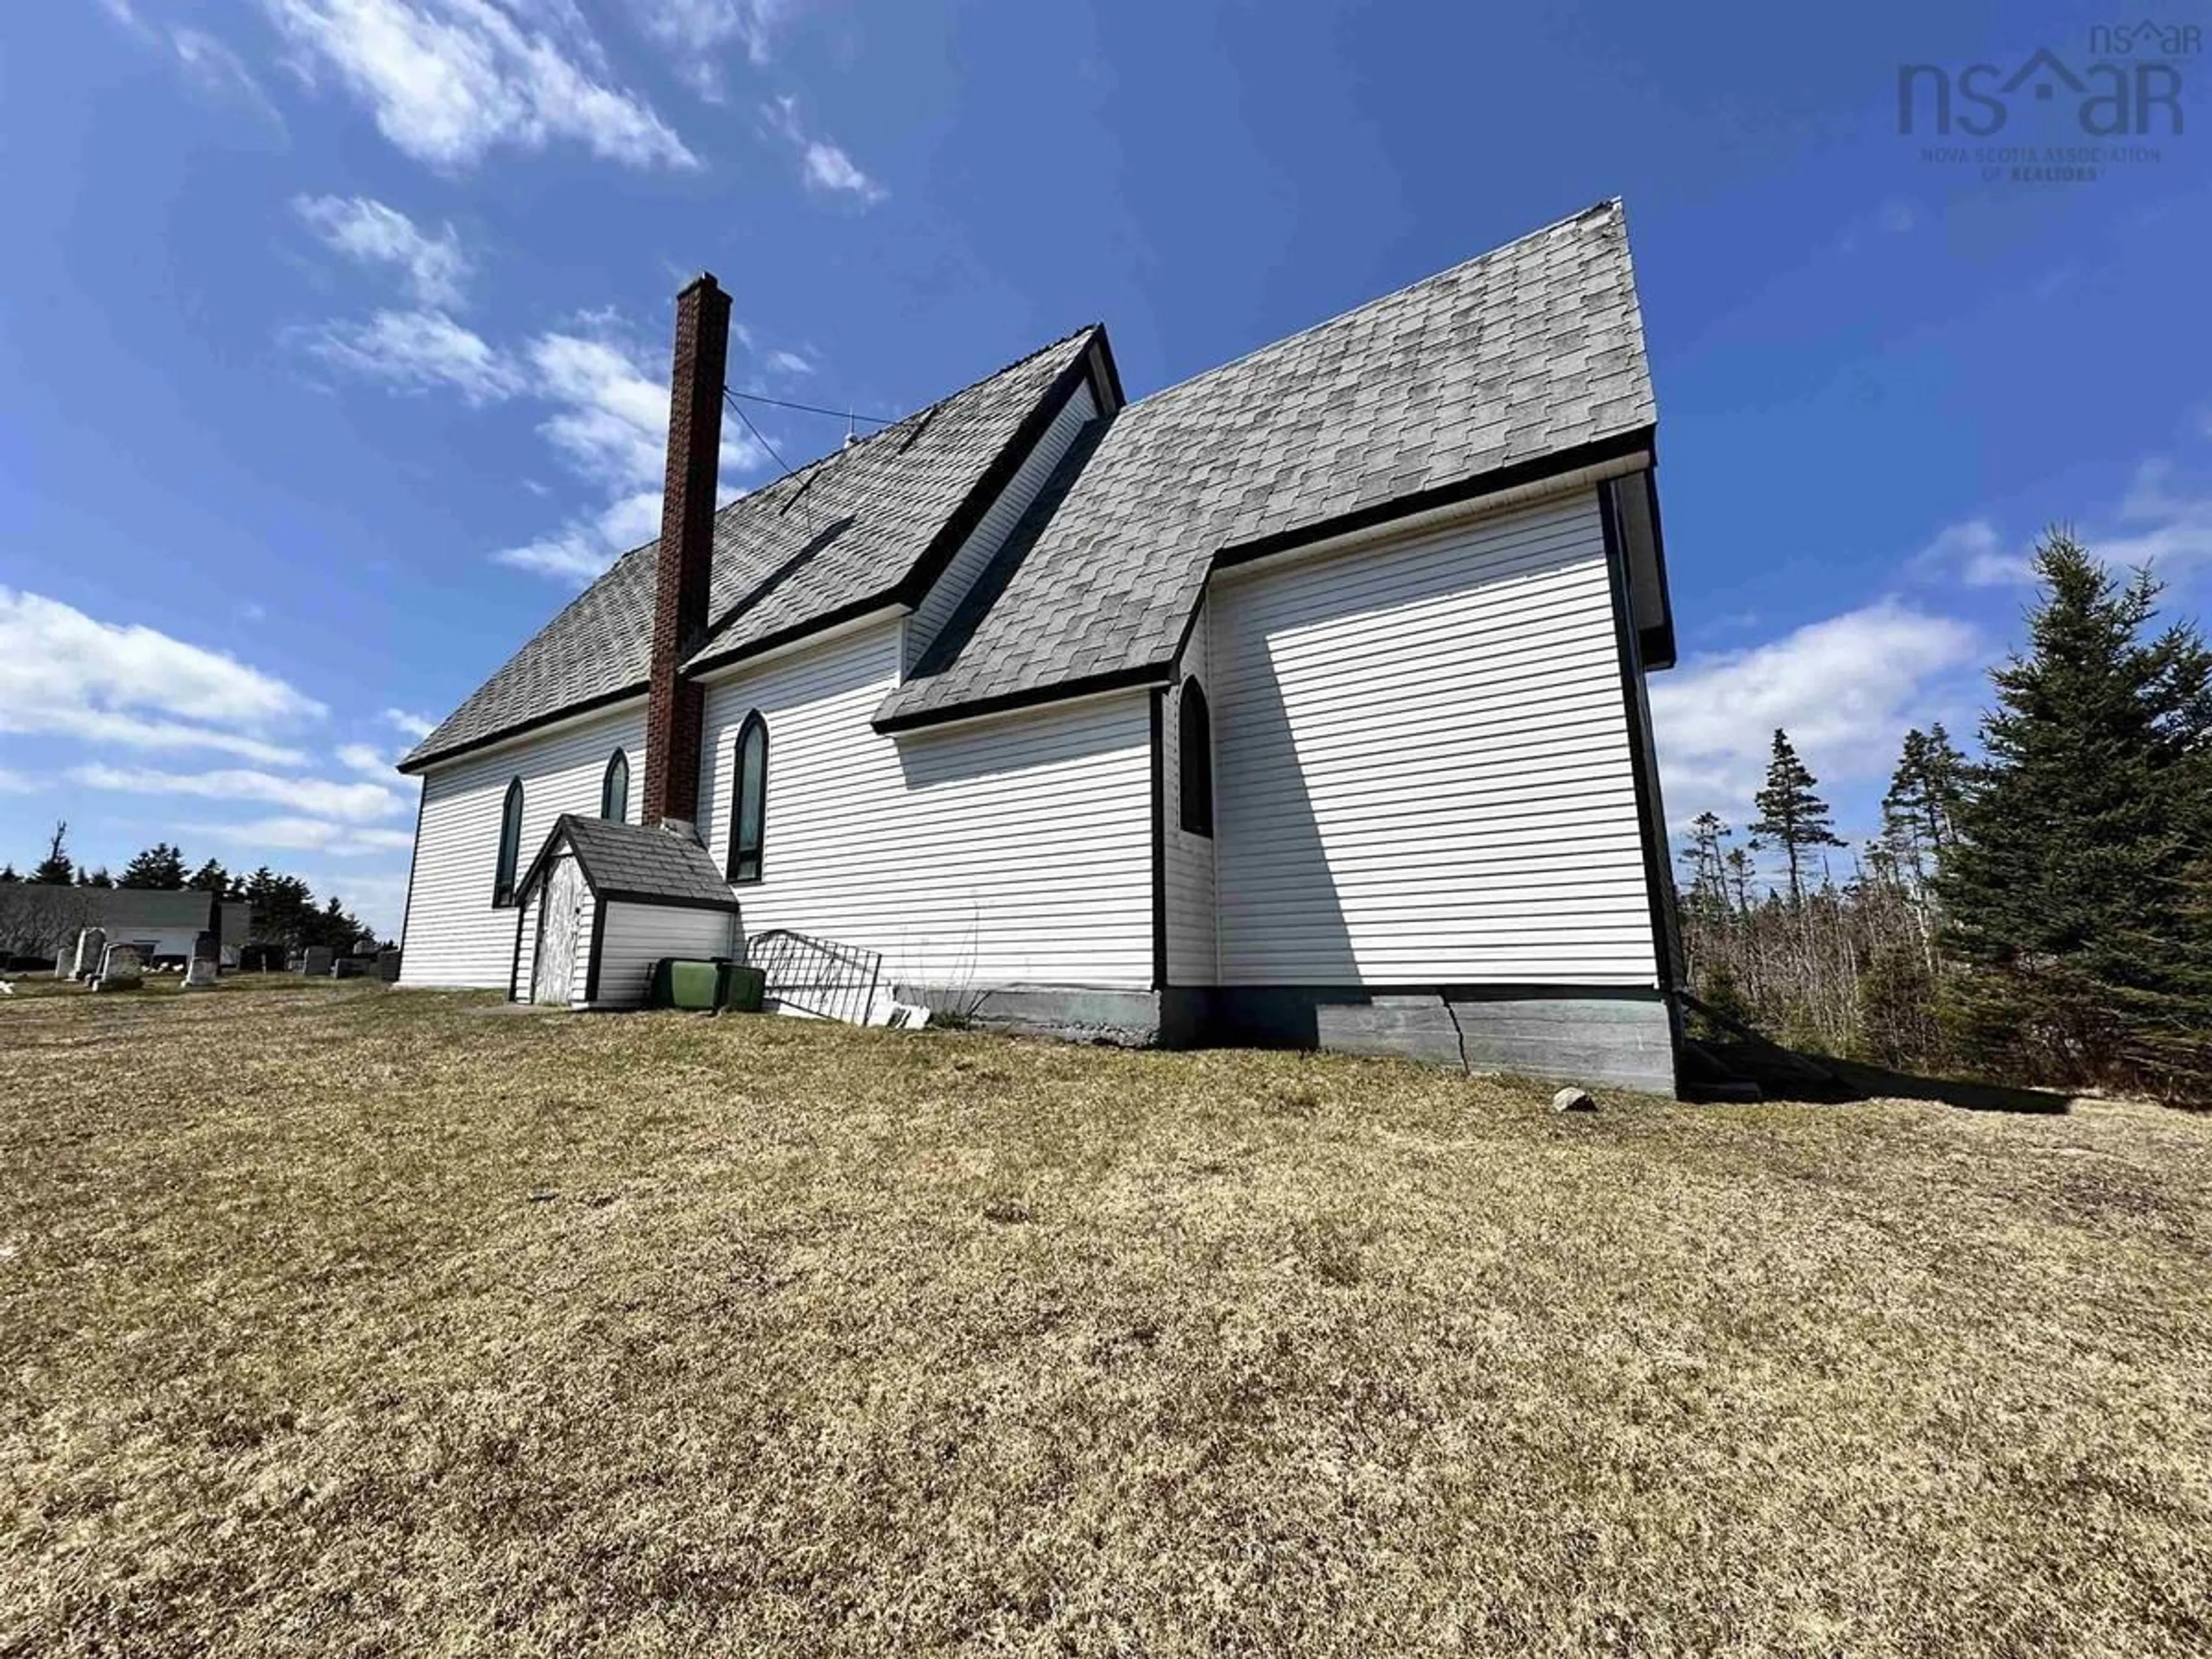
top-left (1723, 844), bottom-right (1758, 917)
top-left (1750, 730), bottom-right (1844, 906)
top-left (1882, 725), bottom-right (1968, 880)
top-left (1680, 812), bottom-right (1734, 924)
top-left (77, 867), bottom-right (115, 889)
top-left (31, 821), bottom-right (73, 885)
top-left (1938, 528), bottom-right (2212, 1100)
top-left (119, 841), bottom-right (188, 889)
top-left (0, 864), bottom-right (17, 883)
top-left (187, 858), bottom-right (233, 896)
top-left (244, 867), bottom-right (317, 947)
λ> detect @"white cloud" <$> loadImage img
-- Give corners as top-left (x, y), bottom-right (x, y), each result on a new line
top-left (0, 589), bottom-right (321, 764)
top-left (70, 764), bottom-right (403, 823)
top-left (99, 2), bottom-right (283, 118)
top-left (494, 488), bottom-right (663, 582)
top-left (381, 707), bottom-right (436, 738)
top-left (0, 769), bottom-right (41, 794)
top-left (1913, 517), bottom-right (2033, 588)
top-left (491, 327), bottom-right (764, 585)
top-left (262, 0), bottom-right (696, 171)
top-left (295, 194), bottom-right (471, 307)
top-left (1912, 452), bottom-right (2212, 598)
top-left (295, 308), bottom-right (521, 403)
top-left (1650, 601), bottom-right (1983, 831)
top-left (2105, 459), bottom-right (2212, 578)
top-left (765, 347), bottom-right (813, 377)
top-left (630, 0), bottom-right (791, 65)
top-left (294, 298), bottom-right (777, 588)
top-left (335, 742), bottom-right (399, 777)
top-left (527, 331), bottom-right (677, 489)
top-left (191, 817), bottom-right (417, 855)
top-left (169, 25), bottom-right (282, 112)
top-left (763, 95), bottom-right (885, 203)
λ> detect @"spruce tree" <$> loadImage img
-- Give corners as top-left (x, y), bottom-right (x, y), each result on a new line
top-left (1750, 730), bottom-right (1844, 906)
top-left (1883, 726), bottom-right (1968, 880)
top-left (187, 858), bottom-right (233, 896)
top-left (119, 842), bottom-right (188, 889)
top-left (30, 822), bottom-right (73, 885)
top-left (1938, 528), bottom-right (2212, 1099)
top-left (1680, 812), bottom-right (1734, 923)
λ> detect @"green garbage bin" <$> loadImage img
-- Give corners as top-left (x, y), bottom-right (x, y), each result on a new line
top-left (649, 957), bottom-right (767, 1012)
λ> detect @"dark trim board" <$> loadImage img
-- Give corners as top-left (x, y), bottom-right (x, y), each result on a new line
top-left (398, 777), bottom-right (427, 951)
top-left (874, 661), bottom-right (1166, 735)
top-left (582, 900), bottom-right (608, 1006)
top-left (507, 899), bottom-right (527, 1002)
top-left (593, 888), bottom-right (745, 914)
top-left (1211, 426), bottom-right (1656, 574)
top-left (892, 343), bottom-right (1111, 614)
top-left (1148, 687), bottom-right (1167, 990)
top-left (1597, 476), bottom-right (1680, 995)
top-left (878, 427), bottom-right (1657, 738)
top-left (403, 681), bottom-right (647, 775)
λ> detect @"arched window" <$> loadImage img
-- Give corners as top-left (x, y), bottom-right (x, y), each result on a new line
top-left (727, 711), bottom-right (768, 884)
top-left (601, 749), bottom-right (630, 823)
top-left (1178, 679), bottom-right (1213, 838)
top-left (493, 777), bottom-right (525, 905)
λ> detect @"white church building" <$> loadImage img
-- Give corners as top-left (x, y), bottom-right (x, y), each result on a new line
top-left (395, 200), bottom-right (1685, 1093)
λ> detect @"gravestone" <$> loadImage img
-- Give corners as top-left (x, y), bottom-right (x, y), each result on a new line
top-left (93, 942), bottom-right (144, 992)
top-left (376, 948), bottom-right (403, 983)
top-left (72, 927), bottom-right (108, 981)
top-left (183, 957), bottom-right (219, 990)
top-left (301, 946), bottom-right (334, 977)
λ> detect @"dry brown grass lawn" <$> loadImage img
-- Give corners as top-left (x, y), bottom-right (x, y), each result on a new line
top-left (2, 979), bottom-right (2209, 1657)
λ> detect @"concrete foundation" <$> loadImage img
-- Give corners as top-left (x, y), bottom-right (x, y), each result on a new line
top-left (895, 983), bottom-right (1162, 1047)
top-left (1205, 985), bottom-right (1679, 1096)
top-left (890, 979), bottom-right (1679, 1095)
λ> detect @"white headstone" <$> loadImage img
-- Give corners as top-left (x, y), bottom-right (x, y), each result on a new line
top-left (183, 957), bottom-right (219, 990)
top-left (94, 942), bottom-right (144, 991)
top-left (73, 926), bottom-right (108, 980)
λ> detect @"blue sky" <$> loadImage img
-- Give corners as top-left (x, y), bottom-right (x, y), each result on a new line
top-left (3, 0), bottom-right (2207, 933)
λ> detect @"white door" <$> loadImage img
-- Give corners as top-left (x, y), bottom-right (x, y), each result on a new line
top-left (532, 854), bottom-right (586, 1006)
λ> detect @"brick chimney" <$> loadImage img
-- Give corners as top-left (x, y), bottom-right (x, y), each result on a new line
top-left (642, 272), bottom-right (731, 828)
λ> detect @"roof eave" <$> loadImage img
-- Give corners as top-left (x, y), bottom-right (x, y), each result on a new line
top-left (876, 421), bottom-right (1659, 736)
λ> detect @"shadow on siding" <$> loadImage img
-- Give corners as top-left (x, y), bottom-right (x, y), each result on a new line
top-left (1214, 638), bottom-right (1358, 990)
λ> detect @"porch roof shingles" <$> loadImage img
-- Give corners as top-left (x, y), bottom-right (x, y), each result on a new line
top-left (533, 814), bottom-right (738, 911)
top-left (401, 328), bottom-right (1099, 770)
top-left (874, 200), bottom-right (1654, 727)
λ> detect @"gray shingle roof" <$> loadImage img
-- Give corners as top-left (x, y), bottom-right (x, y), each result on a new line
top-left (875, 200), bottom-right (1654, 728)
top-left (401, 328), bottom-right (1101, 770)
top-left (521, 815), bottom-right (739, 911)
top-left (405, 200), bottom-right (1656, 761)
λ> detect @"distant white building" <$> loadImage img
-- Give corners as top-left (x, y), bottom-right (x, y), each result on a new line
top-left (0, 886), bottom-right (245, 967)
top-left (396, 202), bottom-right (1684, 1092)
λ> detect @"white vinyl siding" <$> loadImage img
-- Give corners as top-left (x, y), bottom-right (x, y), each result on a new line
top-left (699, 620), bottom-right (1153, 988)
top-left (590, 902), bottom-right (738, 1008)
top-left (1209, 489), bottom-right (1656, 986)
top-left (904, 381), bottom-right (1099, 675)
top-left (1162, 602), bottom-right (1217, 985)
top-left (402, 704), bottom-right (646, 990)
